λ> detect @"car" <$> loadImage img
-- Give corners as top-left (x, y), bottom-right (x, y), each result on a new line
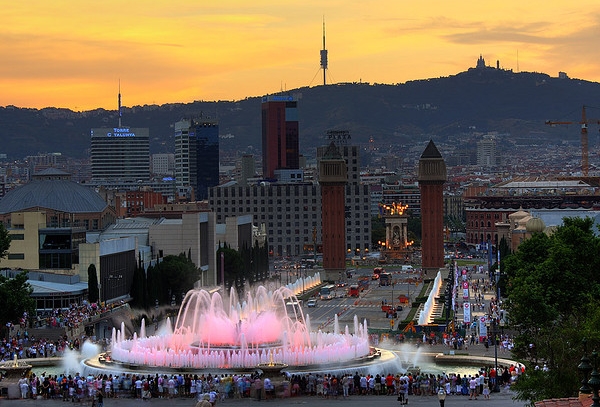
top-left (336, 282), bottom-right (347, 288)
top-left (306, 299), bottom-right (317, 307)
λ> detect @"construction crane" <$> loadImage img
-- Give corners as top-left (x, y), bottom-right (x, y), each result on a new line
top-left (545, 105), bottom-right (600, 176)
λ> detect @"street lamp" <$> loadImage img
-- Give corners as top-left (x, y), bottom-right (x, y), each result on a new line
top-left (579, 340), bottom-right (593, 396)
top-left (491, 311), bottom-right (500, 392)
top-left (437, 387), bottom-right (447, 407)
top-left (588, 351), bottom-right (600, 407)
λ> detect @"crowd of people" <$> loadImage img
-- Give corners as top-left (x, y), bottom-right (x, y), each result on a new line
top-left (1, 302), bottom-right (121, 363)
top-left (9, 362), bottom-right (525, 404)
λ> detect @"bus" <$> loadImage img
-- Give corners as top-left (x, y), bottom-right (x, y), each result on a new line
top-left (319, 284), bottom-right (336, 300)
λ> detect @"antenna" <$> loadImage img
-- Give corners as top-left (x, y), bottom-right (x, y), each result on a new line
top-left (118, 79), bottom-right (122, 127)
top-left (320, 16), bottom-right (328, 86)
top-left (516, 50), bottom-right (519, 73)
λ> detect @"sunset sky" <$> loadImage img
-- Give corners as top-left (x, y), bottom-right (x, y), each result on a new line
top-left (3, 1), bottom-right (600, 111)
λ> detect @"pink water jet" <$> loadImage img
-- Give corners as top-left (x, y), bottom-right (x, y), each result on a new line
top-left (110, 285), bottom-right (370, 369)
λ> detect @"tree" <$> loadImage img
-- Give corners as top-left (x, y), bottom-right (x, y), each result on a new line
top-left (371, 216), bottom-right (386, 248)
top-left (216, 245), bottom-right (244, 291)
top-left (87, 264), bottom-right (99, 303)
top-left (503, 217), bottom-right (600, 402)
top-left (0, 271), bottom-right (35, 337)
top-left (0, 222), bottom-right (11, 261)
top-left (157, 253), bottom-right (200, 306)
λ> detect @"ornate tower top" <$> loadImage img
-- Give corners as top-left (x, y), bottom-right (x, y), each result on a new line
top-left (418, 140), bottom-right (447, 183)
top-left (319, 142), bottom-right (347, 183)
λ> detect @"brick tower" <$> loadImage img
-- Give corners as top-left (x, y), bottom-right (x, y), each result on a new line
top-left (418, 140), bottom-right (447, 273)
top-left (319, 142), bottom-right (347, 282)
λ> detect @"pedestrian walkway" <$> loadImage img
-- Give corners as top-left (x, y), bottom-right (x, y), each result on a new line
top-left (0, 389), bottom-right (528, 407)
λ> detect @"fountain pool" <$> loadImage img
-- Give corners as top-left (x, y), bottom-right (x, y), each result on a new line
top-left (108, 283), bottom-right (372, 370)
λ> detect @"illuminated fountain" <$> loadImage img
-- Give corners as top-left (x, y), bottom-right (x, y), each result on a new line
top-left (417, 270), bottom-right (444, 325)
top-left (108, 280), bottom-right (372, 370)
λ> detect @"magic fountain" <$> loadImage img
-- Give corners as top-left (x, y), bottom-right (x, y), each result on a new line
top-left (108, 281), bottom-right (372, 370)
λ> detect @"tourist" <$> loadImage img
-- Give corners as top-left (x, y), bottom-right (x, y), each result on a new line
top-left (468, 375), bottom-right (478, 400)
top-left (19, 375), bottom-right (29, 398)
top-left (254, 376), bottom-right (263, 401)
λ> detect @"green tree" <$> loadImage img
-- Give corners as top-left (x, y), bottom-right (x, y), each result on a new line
top-left (216, 245), bottom-right (244, 291)
top-left (503, 217), bottom-right (600, 402)
top-left (0, 271), bottom-right (35, 336)
top-left (87, 264), bottom-right (99, 303)
top-left (371, 216), bottom-right (386, 248)
top-left (157, 253), bottom-right (200, 305)
top-left (0, 222), bottom-right (11, 261)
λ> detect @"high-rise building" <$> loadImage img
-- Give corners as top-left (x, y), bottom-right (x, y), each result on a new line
top-left (261, 95), bottom-right (299, 179)
top-left (418, 140), bottom-right (447, 272)
top-left (477, 134), bottom-right (499, 168)
top-left (174, 119), bottom-right (219, 200)
top-left (90, 127), bottom-right (150, 182)
top-left (152, 153), bottom-right (175, 176)
top-left (239, 155), bottom-right (256, 186)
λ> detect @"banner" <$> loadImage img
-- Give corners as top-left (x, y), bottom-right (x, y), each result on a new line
top-left (463, 302), bottom-right (471, 323)
top-left (478, 315), bottom-right (488, 339)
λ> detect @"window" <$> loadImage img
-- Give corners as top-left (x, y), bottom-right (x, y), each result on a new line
top-left (10, 234), bottom-right (24, 240)
top-left (8, 253), bottom-right (24, 260)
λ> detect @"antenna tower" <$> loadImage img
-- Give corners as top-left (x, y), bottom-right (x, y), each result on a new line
top-left (118, 79), bottom-right (122, 128)
top-left (320, 17), bottom-right (328, 86)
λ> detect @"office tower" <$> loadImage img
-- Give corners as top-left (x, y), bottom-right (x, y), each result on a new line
top-left (90, 127), bottom-right (150, 182)
top-left (261, 95), bottom-right (299, 179)
top-left (174, 118), bottom-right (219, 200)
top-left (152, 153), bottom-right (175, 176)
top-left (418, 140), bottom-right (447, 273)
top-left (477, 134), bottom-right (499, 168)
top-left (319, 142), bottom-right (348, 282)
top-left (239, 154), bottom-right (256, 185)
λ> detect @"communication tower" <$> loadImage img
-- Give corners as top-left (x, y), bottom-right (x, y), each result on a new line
top-left (320, 17), bottom-right (328, 86)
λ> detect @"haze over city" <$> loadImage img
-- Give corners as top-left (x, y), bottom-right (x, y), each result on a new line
top-left (3, 0), bottom-right (600, 111)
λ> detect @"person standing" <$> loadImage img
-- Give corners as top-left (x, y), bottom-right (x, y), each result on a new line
top-left (254, 376), bottom-right (263, 401)
top-left (19, 375), bottom-right (29, 399)
top-left (469, 375), bottom-right (478, 400)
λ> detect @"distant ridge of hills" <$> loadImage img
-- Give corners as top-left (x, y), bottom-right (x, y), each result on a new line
top-left (1, 66), bottom-right (599, 159)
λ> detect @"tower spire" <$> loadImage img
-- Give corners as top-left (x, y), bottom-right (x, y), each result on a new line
top-left (320, 16), bottom-right (328, 86)
top-left (118, 79), bottom-right (122, 128)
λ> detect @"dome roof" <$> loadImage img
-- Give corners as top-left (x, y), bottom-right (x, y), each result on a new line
top-left (526, 217), bottom-right (546, 233)
top-left (0, 179), bottom-right (108, 214)
top-left (509, 209), bottom-right (529, 220)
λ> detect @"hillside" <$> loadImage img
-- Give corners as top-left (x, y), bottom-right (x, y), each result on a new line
top-left (0, 67), bottom-right (598, 159)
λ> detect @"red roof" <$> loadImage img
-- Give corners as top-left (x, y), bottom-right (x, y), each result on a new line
top-left (534, 395), bottom-right (593, 407)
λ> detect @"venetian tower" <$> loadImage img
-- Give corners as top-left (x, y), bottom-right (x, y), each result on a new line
top-left (418, 140), bottom-right (447, 273)
top-left (319, 142), bottom-right (347, 282)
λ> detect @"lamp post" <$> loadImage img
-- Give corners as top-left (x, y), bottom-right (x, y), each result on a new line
top-left (588, 351), bottom-right (600, 407)
top-left (578, 340), bottom-right (593, 396)
top-left (437, 387), bottom-right (447, 407)
top-left (491, 310), bottom-right (500, 392)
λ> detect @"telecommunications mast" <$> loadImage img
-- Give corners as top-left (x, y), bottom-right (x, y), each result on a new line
top-left (320, 17), bottom-right (328, 86)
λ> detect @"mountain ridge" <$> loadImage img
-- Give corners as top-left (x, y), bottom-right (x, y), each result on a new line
top-left (1, 67), bottom-right (598, 159)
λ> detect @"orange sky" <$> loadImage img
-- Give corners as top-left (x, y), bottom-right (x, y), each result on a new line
top-left (2, 1), bottom-right (600, 111)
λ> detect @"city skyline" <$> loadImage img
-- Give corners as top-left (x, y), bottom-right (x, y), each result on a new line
top-left (3, 1), bottom-right (600, 111)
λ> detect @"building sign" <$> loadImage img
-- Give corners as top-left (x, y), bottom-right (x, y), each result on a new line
top-left (91, 127), bottom-right (149, 138)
